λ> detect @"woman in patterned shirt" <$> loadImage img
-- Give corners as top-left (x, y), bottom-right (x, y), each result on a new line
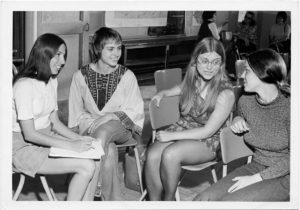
top-left (68, 27), bottom-right (144, 200)
top-left (145, 37), bottom-right (235, 201)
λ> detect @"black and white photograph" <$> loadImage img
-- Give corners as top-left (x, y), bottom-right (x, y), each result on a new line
top-left (1, 0), bottom-right (299, 209)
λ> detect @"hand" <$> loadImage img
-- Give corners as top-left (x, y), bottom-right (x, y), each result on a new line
top-left (228, 174), bottom-right (262, 193)
top-left (230, 116), bottom-right (249, 134)
top-left (88, 114), bottom-right (116, 134)
top-left (152, 92), bottom-right (165, 107)
top-left (156, 130), bottom-right (175, 142)
top-left (69, 138), bottom-right (95, 153)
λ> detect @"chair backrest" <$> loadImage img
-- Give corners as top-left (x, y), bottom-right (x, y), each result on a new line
top-left (154, 68), bottom-right (182, 92)
top-left (220, 127), bottom-right (253, 164)
top-left (149, 95), bottom-right (180, 130)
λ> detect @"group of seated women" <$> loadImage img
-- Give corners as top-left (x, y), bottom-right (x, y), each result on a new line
top-left (12, 26), bottom-right (290, 201)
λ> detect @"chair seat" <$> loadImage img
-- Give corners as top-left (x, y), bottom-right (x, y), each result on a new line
top-left (182, 161), bottom-right (218, 171)
top-left (116, 138), bottom-right (137, 148)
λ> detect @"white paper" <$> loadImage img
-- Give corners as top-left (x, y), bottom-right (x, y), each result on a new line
top-left (49, 140), bottom-right (104, 159)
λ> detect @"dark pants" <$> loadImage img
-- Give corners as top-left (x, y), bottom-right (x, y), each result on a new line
top-left (193, 161), bottom-right (290, 201)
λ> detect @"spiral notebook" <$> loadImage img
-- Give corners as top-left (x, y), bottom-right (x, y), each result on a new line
top-left (49, 140), bottom-right (104, 159)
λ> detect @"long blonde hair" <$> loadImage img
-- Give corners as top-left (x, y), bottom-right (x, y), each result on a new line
top-left (180, 37), bottom-right (228, 115)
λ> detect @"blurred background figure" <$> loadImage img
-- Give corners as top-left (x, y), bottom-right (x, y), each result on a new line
top-left (197, 11), bottom-right (228, 42)
top-left (269, 11), bottom-right (291, 53)
top-left (235, 11), bottom-right (257, 54)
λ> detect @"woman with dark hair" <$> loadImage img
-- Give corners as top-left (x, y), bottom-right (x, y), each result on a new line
top-left (13, 33), bottom-right (100, 200)
top-left (194, 48), bottom-right (290, 201)
top-left (145, 37), bottom-right (235, 201)
top-left (235, 11), bottom-right (257, 54)
top-left (68, 27), bottom-right (144, 200)
top-left (197, 11), bottom-right (228, 42)
top-left (269, 11), bottom-right (291, 53)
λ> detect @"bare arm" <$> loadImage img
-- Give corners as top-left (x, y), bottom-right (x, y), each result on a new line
top-left (208, 22), bottom-right (221, 40)
top-left (50, 110), bottom-right (82, 140)
top-left (152, 83), bottom-right (182, 107)
top-left (156, 89), bottom-right (235, 142)
top-left (19, 119), bottom-right (93, 152)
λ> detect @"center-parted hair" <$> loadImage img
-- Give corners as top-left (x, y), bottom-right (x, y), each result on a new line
top-left (92, 27), bottom-right (122, 62)
top-left (246, 48), bottom-right (290, 95)
top-left (13, 33), bottom-right (67, 84)
top-left (180, 37), bottom-right (228, 115)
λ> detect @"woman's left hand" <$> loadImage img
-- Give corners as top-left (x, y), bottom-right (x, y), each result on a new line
top-left (228, 174), bottom-right (262, 193)
top-left (156, 131), bottom-right (175, 142)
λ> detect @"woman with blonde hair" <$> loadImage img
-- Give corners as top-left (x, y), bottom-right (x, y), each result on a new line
top-left (145, 37), bottom-right (235, 201)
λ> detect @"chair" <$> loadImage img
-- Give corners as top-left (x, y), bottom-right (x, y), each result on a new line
top-left (12, 171), bottom-right (57, 201)
top-left (116, 137), bottom-right (144, 193)
top-left (220, 127), bottom-right (253, 178)
top-left (154, 68), bottom-right (182, 92)
top-left (140, 95), bottom-right (218, 201)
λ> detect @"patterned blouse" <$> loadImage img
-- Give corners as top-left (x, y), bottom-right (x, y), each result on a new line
top-left (80, 64), bottom-right (139, 134)
top-left (237, 22), bottom-right (257, 45)
top-left (166, 83), bottom-right (232, 153)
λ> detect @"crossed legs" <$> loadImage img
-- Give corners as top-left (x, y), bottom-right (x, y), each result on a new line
top-left (145, 140), bottom-right (215, 201)
top-left (91, 120), bottom-right (132, 200)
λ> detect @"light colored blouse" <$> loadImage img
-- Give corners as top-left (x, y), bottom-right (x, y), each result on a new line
top-left (68, 66), bottom-right (145, 135)
top-left (13, 78), bottom-right (58, 132)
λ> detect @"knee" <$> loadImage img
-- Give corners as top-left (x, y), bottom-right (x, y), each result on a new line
top-left (93, 123), bottom-right (115, 142)
top-left (77, 159), bottom-right (96, 180)
top-left (161, 147), bottom-right (179, 167)
top-left (145, 146), bottom-right (160, 166)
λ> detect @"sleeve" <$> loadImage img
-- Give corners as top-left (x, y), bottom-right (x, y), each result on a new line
top-left (116, 70), bottom-right (145, 135)
top-left (284, 24), bottom-right (291, 38)
top-left (236, 96), bottom-right (244, 118)
top-left (208, 22), bottom-right (220, 40)
top-left (14, 80), bottom-right (34, 120)
top-left (68, 72), bottom-right (96, 129)
top-left (52, 78), bottom-right (59, 111)
top-left (259, 154), bottom-right (290, 180)
top-left (113, 111), bottom-right (136, 132)
top-left (258, 100), bottom-right (290, 180)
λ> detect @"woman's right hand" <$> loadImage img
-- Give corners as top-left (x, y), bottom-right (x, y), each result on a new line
top-left (69, 139), bottom-right (95, 153)
top-left (152, 91), bottom-right (165, 107)
top-left (230, 116), bottom-right (249, 134)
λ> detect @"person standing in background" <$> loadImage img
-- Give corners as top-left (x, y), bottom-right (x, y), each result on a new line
top-left (269, 11), bottom-right (291, 53)
top-left (197, 11), bottom-right (228, 42)
top-left (235, 11), bottom-right (257, 54)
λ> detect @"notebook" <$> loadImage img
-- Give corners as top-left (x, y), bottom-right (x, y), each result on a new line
top-left (49, 140), bottom-right (104, 159)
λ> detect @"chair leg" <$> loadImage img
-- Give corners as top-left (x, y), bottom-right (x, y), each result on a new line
top-left (40, 176), bottom-right (57, 201)
top-left (13, 173), bottom-right (25, 201)
top-left (139, 189), bottom-right (147, 201)
top-left (175, 187), bottom-right (180, 201)
top-left (211, 168), bottom-right (218, 183)
top-left (222, 164), bottom-right (228, 178)
top-left (133, 147), bottom-right (144, 193)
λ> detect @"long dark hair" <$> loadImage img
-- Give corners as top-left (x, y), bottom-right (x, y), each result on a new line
top-left (13, 33), bottom-right (67, 84)
top-left (246, 48), bottom-right (290, 96)
top-left (202, 11), bottom-right (216, 22)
